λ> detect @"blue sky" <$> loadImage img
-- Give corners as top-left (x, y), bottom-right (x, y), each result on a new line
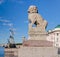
top-left (0, 0), bottom-right (60, 44)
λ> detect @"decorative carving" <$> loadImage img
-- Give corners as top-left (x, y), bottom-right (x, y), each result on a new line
top-left (28, 5), bottom-right (48, 40)
top-left (28, 5), bottom-right (47, 33)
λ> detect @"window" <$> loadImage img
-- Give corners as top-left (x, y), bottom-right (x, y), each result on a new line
top-left (57, 38), bottom-right (58, 42)
top-left (58, 48), bottom-right (60, 54)
top-left (57, 33), bottom-right (59, 36)
top-left (56, 44), bottom-right (59, 46)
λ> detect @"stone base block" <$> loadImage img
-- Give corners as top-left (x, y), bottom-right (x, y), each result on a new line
top-left (23, 40), bottom-right (53, 47)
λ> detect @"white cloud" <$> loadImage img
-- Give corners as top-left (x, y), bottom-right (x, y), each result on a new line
top-left (8, 23), bottom-right (13, 27)
top-left (0, 0), bottom-right (4, 5)
top-left (0, 17), bottom-right (10, 23)
top-left (3, 22), bottom-right (16, 35)
top-left (0, 17), bottom-right (2, 18)
top-left (24, 20), bottom-right (29, 23)
top-left (17, 0), bottom-right (24, 4)
top-left (0, 18), bottom-right (14, 27)
top-left (0, 17), bottom-right (16, 33)
top-left (9, 0), bottom-right (24, 4)
top-left (3, 23), bottom-right (13, 27)
top-left (0, 20), bottom-right (10, 23)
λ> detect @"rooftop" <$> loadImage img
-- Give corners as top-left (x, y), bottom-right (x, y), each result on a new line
top-left (55, 25), bottom-right (60, 28)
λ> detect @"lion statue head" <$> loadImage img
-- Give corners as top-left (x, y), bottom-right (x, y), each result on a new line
top-left (28, 5), bottom-right (38, 13)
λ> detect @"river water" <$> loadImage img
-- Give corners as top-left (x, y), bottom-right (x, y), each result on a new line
top-left (0, 47), bottom-right (4, 57)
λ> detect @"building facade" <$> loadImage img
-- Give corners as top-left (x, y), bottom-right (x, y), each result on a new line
top-left (47, 25), bottom-right (60, 47)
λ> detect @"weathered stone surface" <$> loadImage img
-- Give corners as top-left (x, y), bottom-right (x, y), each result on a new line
top-left (28, 5), bottom-right (48, 40)
top-left (23, 40), bottom-right (53, 47)
top-left (5, 48), bottom-right (18, 57)
top-left (18, 47), bottom-right (58, 57)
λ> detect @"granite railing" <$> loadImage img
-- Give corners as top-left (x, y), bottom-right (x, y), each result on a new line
top-left (5, 48), bottom-right (18, 57)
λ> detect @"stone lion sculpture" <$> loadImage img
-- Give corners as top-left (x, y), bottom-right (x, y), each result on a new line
top-left (28, 5), bottom-right (47, 31)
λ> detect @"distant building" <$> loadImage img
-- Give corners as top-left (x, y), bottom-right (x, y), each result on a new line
top-left (47, 25), bottom-right (60, 47)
